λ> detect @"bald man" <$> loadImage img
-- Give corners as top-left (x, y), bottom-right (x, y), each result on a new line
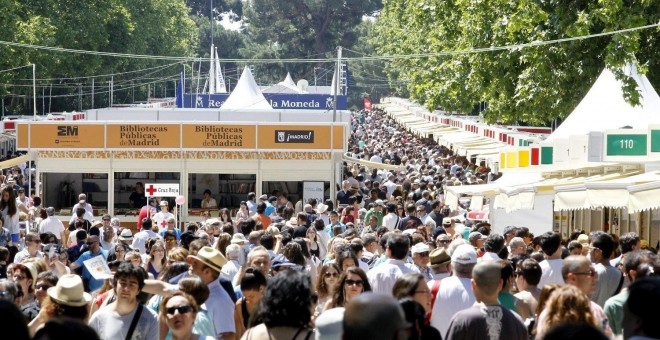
top-left (536, 255), bottom-right (612, 337)
top-left (445, 261), bottom-right (528, 340)
top-left (342, 293), bottom-right (408, 340)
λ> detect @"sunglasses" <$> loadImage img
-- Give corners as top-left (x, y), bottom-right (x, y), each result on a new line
top-left (345, 279), bottom-right (363, 287)
top-left (166, 305), bottom-right (194, 315)
top-left (324, 272), bottom-right (339, 278)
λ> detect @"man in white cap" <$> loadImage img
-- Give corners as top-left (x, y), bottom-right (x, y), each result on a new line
top-left (430, 244), bottom-right (478, 337)
top-left (71, 193), bottom-right (93, 215)
top-left (118, 229), bottom-right (134, 249)
top-left (39, 207), bottom-right (65, 244)
top-left (411, 242), bottom-right (432, 281)
top-left (153, 200), bottom-right (174, 232)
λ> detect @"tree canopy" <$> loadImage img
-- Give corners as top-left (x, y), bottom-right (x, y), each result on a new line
top-left (374, 0), bottom-right (660, 125)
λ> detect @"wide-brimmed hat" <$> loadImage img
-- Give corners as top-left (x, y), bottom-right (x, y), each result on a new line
top-left (429, 247), bottom-right (451, 266)
top-left (316, 203), bottom-right (329, 214)
top-left (47, 274), bottom-right (92, 307)
top-left (187, 246), bottom-right (227, 273)
top-left (231, 233), bottom-right (248, 245)
top-left (118, 229), bottom-right (133, 241)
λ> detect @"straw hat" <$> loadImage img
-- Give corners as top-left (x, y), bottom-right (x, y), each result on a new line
top-left (187, 246), bottom-right (227, 273)
top-left (47, 274), bottom-right (92, 307)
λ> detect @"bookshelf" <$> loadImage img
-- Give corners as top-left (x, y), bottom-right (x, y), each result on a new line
top-left (188, 173), bottom-right (256, 209)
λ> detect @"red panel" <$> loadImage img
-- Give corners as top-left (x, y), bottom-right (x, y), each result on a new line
top-left (531, 148), bottom-right (540, 165)
top-left (4, 121), bottom-right (15, 130)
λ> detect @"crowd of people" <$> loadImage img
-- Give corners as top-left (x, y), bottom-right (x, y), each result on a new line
top-left (0, 109), bottom-right (659, 340)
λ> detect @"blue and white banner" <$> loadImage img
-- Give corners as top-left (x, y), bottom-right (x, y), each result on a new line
top-left (177, 93), bottom-right (347, 110)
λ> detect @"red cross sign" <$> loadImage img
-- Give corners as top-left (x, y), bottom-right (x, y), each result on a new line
top-left (146, 185), bottom-right (157, 196)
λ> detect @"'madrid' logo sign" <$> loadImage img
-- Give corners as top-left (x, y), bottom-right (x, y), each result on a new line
top-left (275, 130), bottom-right (315, 143)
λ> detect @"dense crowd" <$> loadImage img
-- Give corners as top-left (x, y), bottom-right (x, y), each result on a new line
top-left (0, 109), bottom-right (658, 340)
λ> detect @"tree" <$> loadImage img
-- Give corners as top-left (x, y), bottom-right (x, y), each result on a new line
top-left (374, 0), bottom-right (660, 125)
top-left (0, 0), bottom-right (199, 113)
top-left (241, 0), bottom-right (382, 84)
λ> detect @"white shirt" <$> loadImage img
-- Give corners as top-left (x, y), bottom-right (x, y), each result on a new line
top-left (131, 229), bottom-right (160, 254)
top-left (69, 210), bottom-right (94, 224)
top-left (358, 258), bottom-right (370, 273)
top-left (39, 216), bottom-right (65, 240)
top-left (367, 258), bottom-right (417, 295)
top-left (382, 212), bottom-right (400, 231)
top-left (478, 252), bottom-right (501, 262)
top-left (430, 275), bottom-right (476, 337)
top-left (71, 202), bottom-right (93, 215)
top-left (538, 258), bottom-right (565, 287)
top-left (153, 211), bottom-right (175, 231)
top-left (13, 249), bottom-right (44, 264)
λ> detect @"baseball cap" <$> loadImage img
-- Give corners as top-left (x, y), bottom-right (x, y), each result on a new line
top-left (411, 243), bottom-right (430, 254)
top-left (468, 232), bottom-right (486, 243)
top-left (452, 244), bottom-right (477, 264)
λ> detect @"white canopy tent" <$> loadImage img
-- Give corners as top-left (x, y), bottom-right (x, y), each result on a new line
top-left (546, 64), bottom-right (660, 142)
top-left (221, 67), bottom-right (274, 111)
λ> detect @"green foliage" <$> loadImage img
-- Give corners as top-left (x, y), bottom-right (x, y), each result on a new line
top-left (0, 0), bottom-right (199, 114)
top-left (241, 0), bottom-right (382, 84)
top-left (375, 0), bottom-right (660, 125)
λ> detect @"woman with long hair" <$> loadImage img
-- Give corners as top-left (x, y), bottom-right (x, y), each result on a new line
top-left (305, 227), bottom-right (322, 259)
top-left (12, 262), bottom-right (37, 310)
top-left (236, 201), bottom-right (249, 224)
top-left (324, 266), bottom-right (371, 311)
top-left (334, 250), bottom-right (359, 273)
top-left (0, 187), bottom-right (19, 245)
top-left (214, 233), bottom-right (232, 257)
top-left (234, 267), bottom-right (267, 339)
top-left (219, 208), bottom-right (233, 227)
top-left (244, 270), bottom-right (316, 339)
top-left (392, 273), bottom-right (432, 315)
top-left (144, 240), bottom-right (166, 279)
top-left (535, 285), bottom-right (602, 339)
top-left (315, 263), bottom-right (340, 315)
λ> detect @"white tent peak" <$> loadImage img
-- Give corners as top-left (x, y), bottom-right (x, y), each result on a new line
top-left (547, 63), bottom-right (660, 142)
top-left (282, 73), bottom-right (296, 87)
top-left (220, 66), bottom-right (273, 110)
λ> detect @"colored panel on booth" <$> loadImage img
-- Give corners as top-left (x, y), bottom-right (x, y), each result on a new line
top-left (506, 151), bottom-right (518, 168)
top-left (518, 150), bottom-right (530, 167)
top-left (531, 148), bottom-right (540, 165)
top-left (500, 152), bottom-right (506, 169)
top-left (106, 124), bottom-right (180, 148)
top-left (181, 124), bottom-right (257, 149)
top-left (541, 147), bottom-right (553, 164)
top-left (29, 124), bottom-right (105, 149)
top-left (606, 134), bottom-right (647, 156)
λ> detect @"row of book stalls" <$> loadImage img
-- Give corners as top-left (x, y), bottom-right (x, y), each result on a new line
top-left (376, 64), bottom-right (660, 247)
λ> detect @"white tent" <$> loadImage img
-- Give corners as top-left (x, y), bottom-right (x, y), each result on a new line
top-left (262, 72), bottom-right (306, 94)
top-left (547, 64), bottom-right (660, 142)
top-left (220, 67), bottom-right (273, 110)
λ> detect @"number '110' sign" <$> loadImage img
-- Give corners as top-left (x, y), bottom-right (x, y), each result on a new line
top-left (606, 134), bottom-right (647, 156)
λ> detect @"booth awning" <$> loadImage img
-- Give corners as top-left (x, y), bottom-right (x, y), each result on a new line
top-left (554, 171), bottom-right (660, 212)
top-left (0, 154), bottom-right (28, 170)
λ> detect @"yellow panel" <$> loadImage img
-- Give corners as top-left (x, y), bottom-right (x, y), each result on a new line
top-left (518, 150), bottom-right (530, 167)
top-left (500, 152), bottom-right (506, 169)
top-left (506, 151), bottom-right (518, 168)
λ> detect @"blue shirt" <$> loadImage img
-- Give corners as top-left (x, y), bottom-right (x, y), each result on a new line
top-left (325, 222), bottom-right (345, 237)
top-left (74, 249), bottom-right (108, 292)
top-left (160, 228), bottom-right (182, 240)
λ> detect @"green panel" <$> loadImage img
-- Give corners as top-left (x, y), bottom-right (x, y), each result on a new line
top-left (606, 134), bottom-right (647, 156)
top-left (651, 130), bottom-right (660, 152)
top-left (541, 146), bottom-right (553, 164)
